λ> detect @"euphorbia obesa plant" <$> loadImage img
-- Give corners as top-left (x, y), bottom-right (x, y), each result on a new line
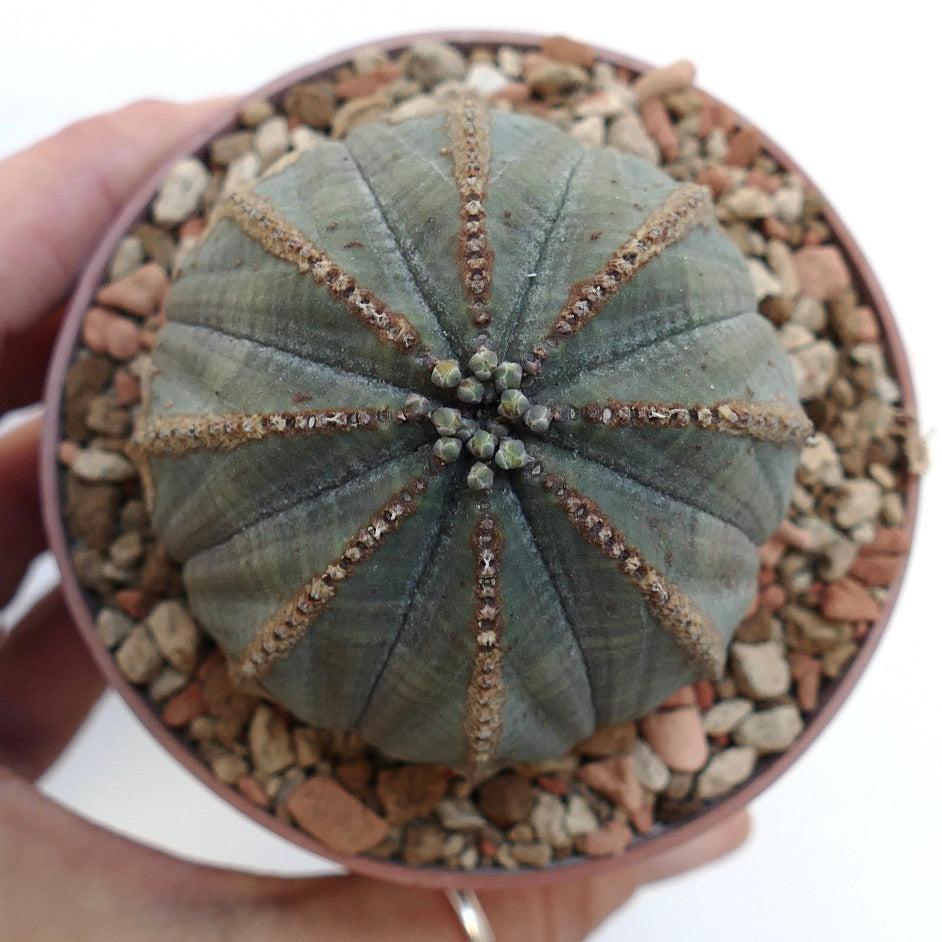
top-left (130, 97), bottom-right (809, 777)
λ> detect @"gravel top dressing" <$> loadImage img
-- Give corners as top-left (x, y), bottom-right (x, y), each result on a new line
top-left (55, 35), bottom-right (923, 873)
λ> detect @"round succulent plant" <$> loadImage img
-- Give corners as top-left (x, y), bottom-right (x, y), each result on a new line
top-left (131, 96), bottom-right (810, 776)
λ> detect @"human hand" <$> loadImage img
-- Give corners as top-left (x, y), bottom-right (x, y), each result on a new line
top-left (0, 99), bottom-right (749, 941)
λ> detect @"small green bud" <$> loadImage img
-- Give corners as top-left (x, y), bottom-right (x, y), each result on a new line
top-left (456, 416), bottom-right (478, 441)
top-left (403, 394), bottom-right (431, 421)
top-left (468, 346), bottom-right (499, 381)
top-left (467, 462), bottom-right (494, 491)
top-left (431, 359), bottom-right (462, 388)
top-left (432, 407), bottom-right (462, 436)
top-left (494, 361), bottom-right (523, 391)
top-left (456, 376), bottom-right (485, 404)
top-left (432, 437), bottom-right (462, 463)
top-left (524, 403), bottom-right (552, 433)
top-left (495, 438), bottom-right (527, 470)
top-left (498, 388), bottom-right (530, 421)
top-left (467, 429), bottom-right (497, 459)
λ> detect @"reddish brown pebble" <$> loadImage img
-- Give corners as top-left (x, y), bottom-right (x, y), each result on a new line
top-left (577, 756), bottom-right (644, 813)
top-left (375, 765), bottom-right (450, 826)
top-left (478, 838), bottom-right (498, 858)
top-left (821, 578), bottom-right (882, 621)
top-left (694, 680), bottom-right (715, 711)
top-left (162, 682), bottom-right (207, 728)
top-left (744, 168), bottom-right (780, 195)
top-left (540, 35), bottom-right (596, 69)
top-left (489, 81), bottom-right (531, 104)
top-left (793, 245), bottom-right (852, 301)
top-left (96, 262), bottom-right (168, 317)
top-left (696, 165), bottom-right (732, 197)
top-left (82, 307), bottom-right (112, 353)
top-left (236, 775), bottom-right (270, 808)
top-left (762, 216), bottom-right (790, 240)
top-left (334, 63), bottom-right (401, 100)
top-left (633, 59), bottom-right (695, 103)
top-left (659, 685), bottom-right (697, 709)
top-left (577, 820), bottom-right (633, 857)
top-left (758, 535), bottom-right (787, 569)
top-left (631, 804), bottom-right (654, 834)
top-left (477, 772), bottom-right (535, 828)
top-left (286, 776), bottom-right (389, 855)
top-left (640, 98), bottom-right (679, 162)
top-left (113, 369), bottom-right (141, 406)
top-left (58, 441), bottom-right (79, 466)
top-left (850, 553), bottom-right (904, 587)
top-left (855, 305), bottom-right (881, 342)
top-left (639, 708), bottom-right (709, 773)
top-left (536, 776), bottom-right (569, 796)
top-left (178, 217), bottom-right (205, 241)
top-left (726, 126), bottom-right (763, 168)
top-left (113, 588), bottom-right (154, 620)
top-left (759, 583), bottom-right (787, 611)
top-left (104, 316), bottom-right (141, 360)
top-left (788, 652), bottom-right (821, 712)
top-left (863, 527), bottom-right (911, 556)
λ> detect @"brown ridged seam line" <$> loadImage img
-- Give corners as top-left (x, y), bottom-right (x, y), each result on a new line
top-left (220, 192), bottom-right (431, 360)
top-left (447, 96), bottom-right (494, 329)
top-left (538, 471), bottom-right (725, 678)
top-left (578, 398), bottom-right (813, 445)
top-left (462, 508), bottom-right (506, 775)
top-left (131, 408), bottom-right (399, 456)
top-left (534, 183), bottom-right (711, 355)
top-left (235, 476), bottom-right (431, 681)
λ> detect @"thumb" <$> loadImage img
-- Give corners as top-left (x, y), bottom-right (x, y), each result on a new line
top-left (0, 97), bottom-right (234, 337)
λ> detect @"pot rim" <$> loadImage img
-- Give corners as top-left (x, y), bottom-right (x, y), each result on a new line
top-left (40, 29), bottom-right (921, 890)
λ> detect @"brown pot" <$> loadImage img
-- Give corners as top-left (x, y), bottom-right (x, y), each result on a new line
top-left (40, 31), bottom-right (920, 890)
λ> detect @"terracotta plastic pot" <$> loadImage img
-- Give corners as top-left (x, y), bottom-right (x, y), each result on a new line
top-left (40, 31), bottom-right (920, 889)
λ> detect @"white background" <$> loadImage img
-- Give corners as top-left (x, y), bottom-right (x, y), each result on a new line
top-left (2, 2), bottom-right (940, 939)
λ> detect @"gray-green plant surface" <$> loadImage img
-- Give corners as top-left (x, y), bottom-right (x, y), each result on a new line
top-left (132, 97), bottom-right (809, 776)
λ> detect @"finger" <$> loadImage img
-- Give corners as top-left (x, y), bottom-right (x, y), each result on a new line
top-left (0, 97), bottom-right (234, 339)
top-left (0, 588), bottom-right (104, 781)
top-left (0, 412), bottom-right (44, 605)
top-left (0, 303), bottom-right (64, 416)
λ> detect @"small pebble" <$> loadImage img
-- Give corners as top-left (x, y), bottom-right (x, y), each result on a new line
top-left (733, 704), bottom-right (804, 754)
top-left (529, 793), bottom-right (570, 849)
top-left (696, 747), bottom-right (757, 800)
top-left (730, 640), bottom-right (791, 699)
top-left (115, 624), bottom-right (163, 684)
top-left (437, 797), bottom-right (488, 832)
top-left (375, 765), bottom-right (450, 826)
top-left (576, 820), bottom-right (633, 857)
top-left (286, 776), bottom-right (388, 855)
top-left (821, 578), bottom-right (881, 621)
top-left (564, 794), bottom-right (599, 837)
top-left (95, 262), bottom-right (168, 317)
top-left (702, 698), bottom-right (754, 736)
top-left (145, 600), bottom-right (200, 674)
top-left (94, 607), bottom-right (132, 649)
top-left (152, 157), bottom-right (210, 227)
top-left (633, 59), bottom-right (695, 103)
top-left (577, 756), bottom-right (644, 813)
top-left (793, 245), bottom-right (852, 301)
top-left (404, 42), bottom-right (466, 88)
top-left (639, 707), bottom-right (709, 773)
top-left (71, 448), bottom-right (136, 483)
top-left (476, 772), bottom-right (534, 828)
top-left (248, 704), bottom-right (295, 774)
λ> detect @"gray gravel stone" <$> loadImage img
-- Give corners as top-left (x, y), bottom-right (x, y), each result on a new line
top-left (115, 624), bottom-right (163, 684)
top-left (834, 479), bottom-right (883, 530)
top-left (747, 258), bottom-right (783, 300)
top-left (733, 704), bottom-right (804, 754)
top-left (530, 793), bottom-right (569, 848)
top-left (630, 739), bottom-right (670, 792)
top-left (72, 448), bottom-right (136, 483)
top-left (799, 435), bottom-right (844, 489)
top-left (730, 641), bottom-right (791, 699)
top-left (437, 797), bottom-right (488, 832)
top-left (465, 61), bottom-right (509, 96)
top-left (789, 339), bottom-right (839, 399)
top-left (152, 157), bottom-right (210, 227)
top-left (146, 600), bottom-right (200, 674)
top-left (404, 42), bottom-right (466, 88)
top-left (607, 110), bottom-right (659, 163)
top-left (255, 116), bottom-right (291, 165)
top-left (702, 698), bottom-right (754, 736)
top-left (94, 607), bottom-right (133, 649)
top-left (248, 704), bottom-right (294, 774)
top-left (696, 747), bottom-right (758, 800)
top-left (564, 794), bottom-right (599, 837)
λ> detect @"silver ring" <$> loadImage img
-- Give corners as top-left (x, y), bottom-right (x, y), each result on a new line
top-left (445, 888), bottom-right (496, 942)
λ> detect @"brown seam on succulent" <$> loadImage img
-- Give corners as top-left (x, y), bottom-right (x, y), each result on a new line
top-left (537, 469), bottom-right (725, 678)
top-left (130, 407), bottom-right (400, 456)
top-left (462, 507), bottom-right (507, 776)
top-left (234, 475), bottom-right (432, 682)
top-left (534, 183), bottom-right (712, 355)
top-left (577, 398), bottom-right (813, 445)
top-left (447, 96), bottom-right (494, 330)
top-left (219, 191), bottom-right (433, 361)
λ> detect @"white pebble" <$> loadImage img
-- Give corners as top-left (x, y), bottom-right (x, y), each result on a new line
top-left (733, 704), bottom-right (804, 754)
top-left (696, 747), bottom-right (757, 800)
top-left (731, 640), bottom-right (791, 699)
top-left (152, 157), bottom-right (210, 227)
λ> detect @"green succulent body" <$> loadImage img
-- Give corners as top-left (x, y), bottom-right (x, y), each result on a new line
top-left (135, 98), bottom-right (808, 775)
